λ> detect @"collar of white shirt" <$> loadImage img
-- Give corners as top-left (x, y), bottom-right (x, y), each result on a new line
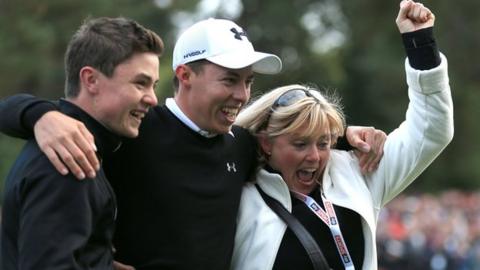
top-left (165, 98), bottom-right (234, 138)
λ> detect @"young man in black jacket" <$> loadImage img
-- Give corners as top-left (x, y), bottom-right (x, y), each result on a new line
top-left (0, 19), bottom-right (385, 269)
top-left (0, 17), bottom-right (163, 270)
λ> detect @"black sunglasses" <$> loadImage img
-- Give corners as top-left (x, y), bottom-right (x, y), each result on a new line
top-left (261, 88), bottom-right (320, 130)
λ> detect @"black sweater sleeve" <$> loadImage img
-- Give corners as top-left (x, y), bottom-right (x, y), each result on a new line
top-left (0, 94), bottom-right (57, 139)
top-left (335, 135), bottom-right (353, 151)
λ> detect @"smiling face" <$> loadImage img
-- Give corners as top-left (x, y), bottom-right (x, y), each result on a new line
top-left (260, 125), bottom-right (332, 195)
top-left (94, 52), bottom-right (159, 138)
top-left (176, 62), bottom-right (254, 134)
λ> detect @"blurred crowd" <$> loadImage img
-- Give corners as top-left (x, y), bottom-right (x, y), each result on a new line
top-left (377, 190), bottom-right (480, 270)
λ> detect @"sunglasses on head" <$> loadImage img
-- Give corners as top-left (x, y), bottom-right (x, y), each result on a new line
top-left (261, 88), bottom-right (320, 131)
top-left (272, 88), bottom-right (320, 109)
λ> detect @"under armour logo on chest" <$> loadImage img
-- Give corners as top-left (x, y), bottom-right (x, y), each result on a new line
top-left (226, 162), bottom-right (237, 172)
top-left (230, 28), bottom-right (247, 40)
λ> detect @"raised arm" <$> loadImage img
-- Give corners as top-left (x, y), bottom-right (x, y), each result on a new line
top-left (369, 0), bottom-right (453, 206)
top-left (0, 94), bottom-right (99, 179)
top-left (341, 0), bottom-right (440, 175)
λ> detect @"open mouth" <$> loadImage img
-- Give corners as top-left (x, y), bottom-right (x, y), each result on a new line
top-left (130, 110), bottom-right (146, 123)
top-left (296, 169), bottom-right (318, 184)
top-left (221, 107), bottom-right (239, 123)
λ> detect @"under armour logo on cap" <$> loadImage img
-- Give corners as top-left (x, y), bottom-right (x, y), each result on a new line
top-left (230, 28), bottom-right (247, 40)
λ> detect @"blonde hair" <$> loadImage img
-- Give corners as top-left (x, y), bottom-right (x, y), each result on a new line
top-left (236, 84), bottom-right (346, 142)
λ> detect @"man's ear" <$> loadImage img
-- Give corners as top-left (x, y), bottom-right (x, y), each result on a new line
top-left (258, 134), bottom-right (273, 156)
top-left (79, 66), bottom-right (100, 94)
top-left (175, 64), bottom-right (193, 89)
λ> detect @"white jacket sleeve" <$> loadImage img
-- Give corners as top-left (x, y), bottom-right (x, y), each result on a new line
top-left (367, 53), bottom-right (454, 207)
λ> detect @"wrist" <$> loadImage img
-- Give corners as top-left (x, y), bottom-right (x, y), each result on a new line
top-left (23, 101), bottom-right (57, 131)
top-left (401, 27), bottom-right (441, 70)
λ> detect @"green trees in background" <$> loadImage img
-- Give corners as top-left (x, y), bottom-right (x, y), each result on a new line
top-left (1, 0), bottom-right (479, 201)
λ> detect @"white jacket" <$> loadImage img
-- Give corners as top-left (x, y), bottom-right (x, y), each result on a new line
top-left (231, 55), bottom-right (453, 270)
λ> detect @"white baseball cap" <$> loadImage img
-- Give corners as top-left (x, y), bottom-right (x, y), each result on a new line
top-left (172, 18), bottom-right (282, 74)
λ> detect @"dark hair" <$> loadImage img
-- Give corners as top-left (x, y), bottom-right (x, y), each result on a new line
top-left (172, 59), bottom-right (209, 93)
top-left (64, 17), bottom-right (164, 97)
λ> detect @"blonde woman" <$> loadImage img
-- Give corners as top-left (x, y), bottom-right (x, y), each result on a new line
top-left (232, 1), bottom-right (453, 269)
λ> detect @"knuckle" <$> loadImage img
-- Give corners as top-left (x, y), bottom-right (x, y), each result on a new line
top-left (41, 136), bottom-right (55, 145)
top-left (38, 141), bottom-right (49, 150)
top-left (77, 121), bottom-right (87, 130)
top-left (48, 154), bottom-right (60, 162)
top-left (85, 149), bottom-right (96, 157)
top-left (73, 153), bottom-right (86, 162)
top-left (58, 134), bottom-right (71, 143)
top-left (63, 155), bottom-right (74, 164)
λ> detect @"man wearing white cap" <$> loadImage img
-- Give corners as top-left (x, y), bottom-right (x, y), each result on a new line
top-left (169, 18), bottom-right (282, 137)
top-left (0, 18), bottom-right (385, 269)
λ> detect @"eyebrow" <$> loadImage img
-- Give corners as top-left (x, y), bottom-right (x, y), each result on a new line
top-left (319, 135), bottom-right (332, 142)
top-left (133, 73), bottom-right (157, 84)
top-left (319, 134), bottom-right (331, 139)
top-left (295, 134), bottom-right (331, 141)
top-left (225, 70), bottom-right (240, 77)
top-left (225, 70), bottom-right (254, 80)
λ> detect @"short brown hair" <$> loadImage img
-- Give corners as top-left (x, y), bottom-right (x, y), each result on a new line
top-left (64, 17), bottom-right (164, 97)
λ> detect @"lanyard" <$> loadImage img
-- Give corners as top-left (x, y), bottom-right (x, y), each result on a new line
top-left (292, 191), bottom-right (355, 270)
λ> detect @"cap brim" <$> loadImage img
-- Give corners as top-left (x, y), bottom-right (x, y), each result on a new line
top-left (207, 51), bottom-right (282, 75)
